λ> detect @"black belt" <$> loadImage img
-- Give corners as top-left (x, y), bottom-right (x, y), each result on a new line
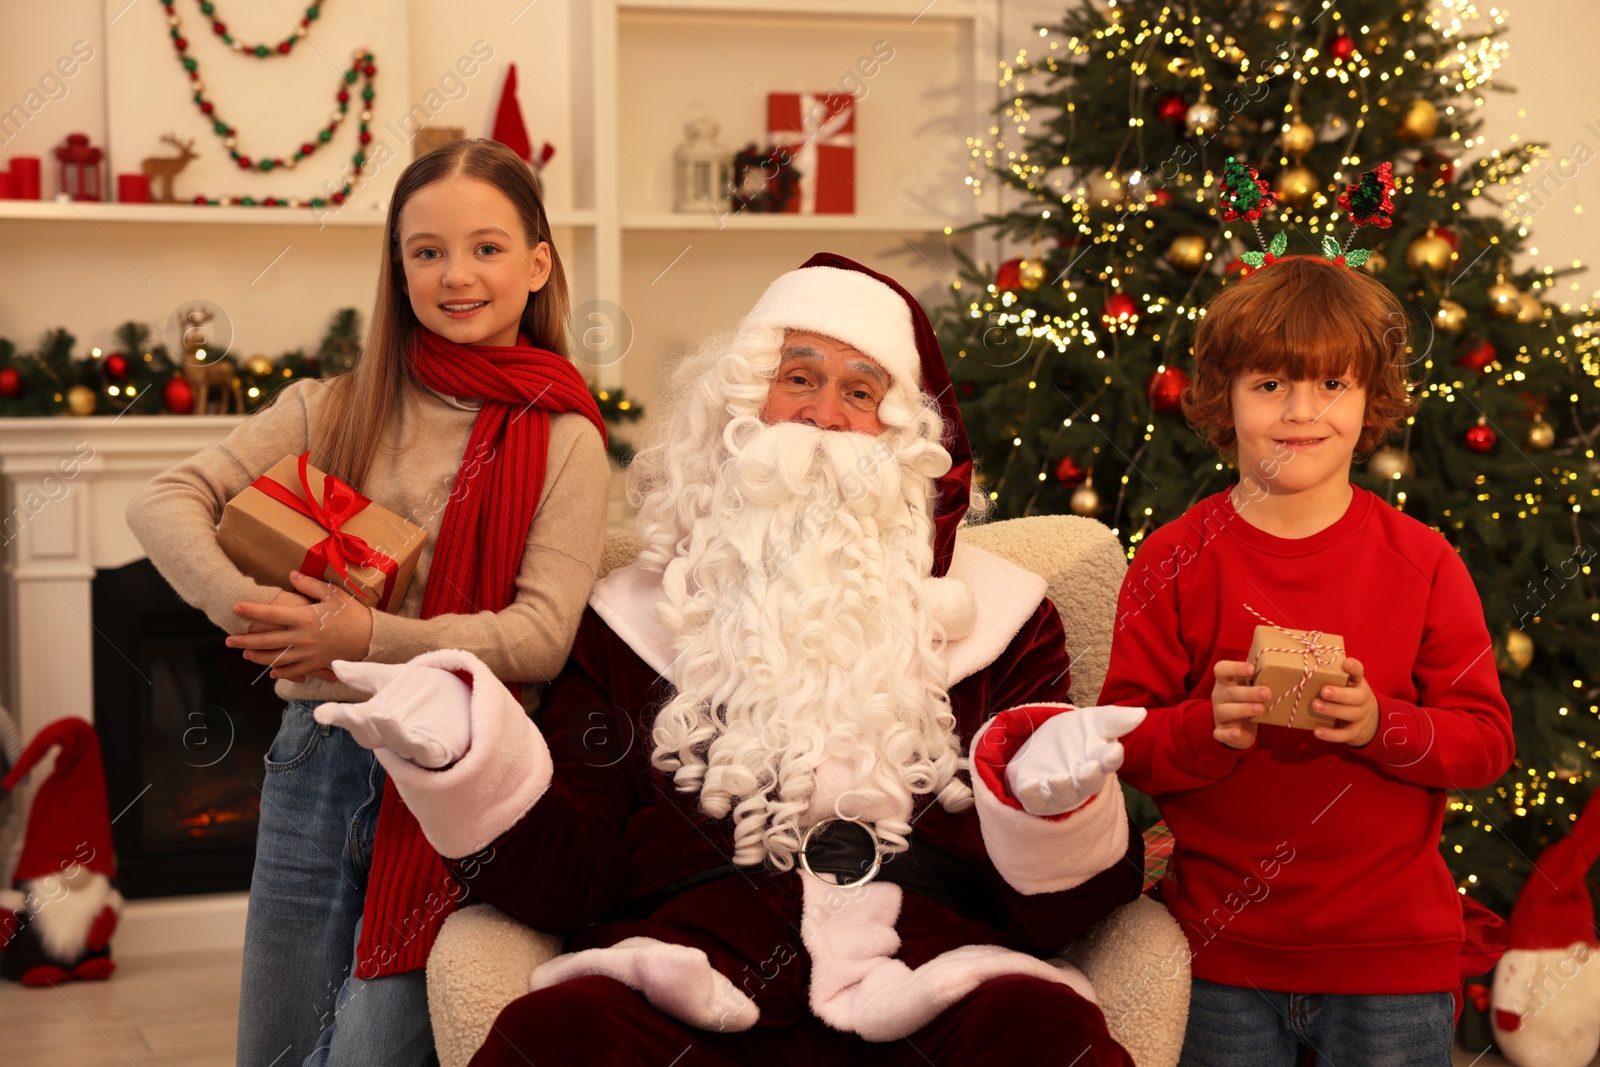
top-left (626, 818), bottom-right (994, 924)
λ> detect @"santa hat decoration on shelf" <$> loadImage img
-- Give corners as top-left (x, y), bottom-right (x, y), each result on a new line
top-left (491, 65), bottom-right (555, 182)
top-left (1490, 787), bottom-right (1600, 1067)
top-left (0, 717), bottom-right (123, 986)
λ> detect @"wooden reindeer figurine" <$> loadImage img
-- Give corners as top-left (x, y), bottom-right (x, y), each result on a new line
top-left (141, 135), bottom-right (197, 204)
top-left (178, 307), bottom-right (244, 414)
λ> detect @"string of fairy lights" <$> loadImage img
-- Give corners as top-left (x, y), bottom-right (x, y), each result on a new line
top-left (950, 0), bottom-right (1600, 894)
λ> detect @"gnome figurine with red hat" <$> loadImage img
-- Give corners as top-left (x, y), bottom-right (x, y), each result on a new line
top-left (1491, 788), bottom-right (1600, 1067)
top-left (0, 717), bottom-right (122, 986)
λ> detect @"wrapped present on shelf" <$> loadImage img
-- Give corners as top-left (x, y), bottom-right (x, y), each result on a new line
top-left (1245, 620), bottom-right (1348, 730)
top-left (217, 452), bottom-right (425, 612)
top-left (767, 92), bottom-right (856, 214)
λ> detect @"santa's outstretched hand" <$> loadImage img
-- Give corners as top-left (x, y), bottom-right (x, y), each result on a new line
top-left (314, 660), bottom-right (473, 768)
top-left (1004, 705), bottom-right (1146, 816)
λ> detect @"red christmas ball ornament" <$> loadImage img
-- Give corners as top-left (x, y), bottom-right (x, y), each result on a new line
top-left (1150, 188), bottom-right (1173, 208)
top-left (1464, 422), bottom-right (1497, 453)
top-left (1328, 33), bottom-right (1357, 61)
top-left (1417, 152), bottom-right (1457, 184)
top-left (1435, 226), bottom-right (1460, 252)
top-left (1054, 455), bottom-right (1087, 486)
top-left (0, 367), bottom-right (21, 398)
top-left (163, 375), bottom-right (195, 415)
top-left (1155, 93), bottom-right (1189, 126)
top-left (1146, 366), bottom-right (1192, 414)
top-left (995, 258), bottom-right (1024, 291)
top-left (1101, 292), bottom-right (1140, 329)
top-left (1457, 339), bottom-right (1497, 372)
top-left (104, 352), bottom-right (130, 382)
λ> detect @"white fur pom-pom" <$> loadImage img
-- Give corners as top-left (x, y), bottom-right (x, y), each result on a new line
top-left (921, 576), bottom-right (977, 641)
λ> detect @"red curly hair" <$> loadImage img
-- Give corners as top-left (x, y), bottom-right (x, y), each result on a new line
top-left (1183, 256), bottom-right (1414, 457)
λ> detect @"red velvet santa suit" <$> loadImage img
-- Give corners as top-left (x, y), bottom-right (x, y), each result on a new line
top-left (328, 255), bottom-right (1144, 1063)
top-left (377, 542), bottom-right (1142, 1063)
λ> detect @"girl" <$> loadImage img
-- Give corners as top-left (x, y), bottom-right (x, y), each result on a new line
top-left (126, 138), bottom-right (609, 1066)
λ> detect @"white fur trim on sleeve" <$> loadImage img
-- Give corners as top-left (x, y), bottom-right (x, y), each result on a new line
top-left (529, 937), bottom-right (759, 1033)
top-left (372, 649), bottom-right (553, 861)
top-left (969, 716), bottom-right (1130, 896)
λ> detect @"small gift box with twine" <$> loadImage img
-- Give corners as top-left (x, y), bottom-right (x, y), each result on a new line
top-left (1245, 622), bottom-right (1349, 731)
top-left (217, 452), bottom-right (426, 612)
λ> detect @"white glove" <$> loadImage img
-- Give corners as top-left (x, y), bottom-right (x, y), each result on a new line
top-left (1005, 705), bottom-right (1147, 817)
top-left (314, 660), bottom-right (473, 769)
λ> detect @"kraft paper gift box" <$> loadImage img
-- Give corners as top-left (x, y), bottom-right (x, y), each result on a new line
top-left (1246, 624), bottom-right (1349, 730)
top-left (217, 452), bottom-right (425, 612)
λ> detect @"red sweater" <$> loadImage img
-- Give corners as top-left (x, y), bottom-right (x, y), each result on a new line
top-left (1102, 486), bottom-right (1513, 994)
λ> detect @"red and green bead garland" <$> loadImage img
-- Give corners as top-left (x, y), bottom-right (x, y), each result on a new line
top-left (188, 0), bottom-right (325, 58)
top-left (160, 0), bottom-right (375, 209)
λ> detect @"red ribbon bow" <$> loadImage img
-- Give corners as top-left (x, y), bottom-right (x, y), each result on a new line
top-left (249, 451), bottom-right (400, 610)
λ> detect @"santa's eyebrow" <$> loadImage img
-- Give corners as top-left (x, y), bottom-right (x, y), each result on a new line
top-left (780, 345), bottom-right (826, 362)
top-left (846, 360), bottom-right (886, 384)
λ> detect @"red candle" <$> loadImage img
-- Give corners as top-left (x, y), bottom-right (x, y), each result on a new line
top-left (9, 157), bottom-right (41, 200)
top-left (117, 173), bottom-right (151, 203)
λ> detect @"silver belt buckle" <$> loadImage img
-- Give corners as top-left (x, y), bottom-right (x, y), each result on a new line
top-left (798, 816), bottom-right (882, 888)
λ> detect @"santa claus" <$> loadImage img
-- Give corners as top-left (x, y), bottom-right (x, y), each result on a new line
top-left (317, 253), bottom-right (1146, 1063)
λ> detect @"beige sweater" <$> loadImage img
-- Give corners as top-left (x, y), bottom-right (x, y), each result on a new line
top-left (126, 377), bottom-right (610, 704)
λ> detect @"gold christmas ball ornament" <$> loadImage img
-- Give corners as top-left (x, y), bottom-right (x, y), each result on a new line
top-left (1405, 227), bottom-right (1456, 274)
top-left (1166, 233), bottom-right (1210, 275)
top-left (1086, 171), bottom-right (1125, 207)
top-left (1395, 98), bottom-right (1440, 144)
top-left (1515, 291), bottom-right (1544, 324)
top-left (1526, 418), bottom-right (1556, 451)
top-left (1069, 481), bottom-right (1102, 516)
top-left (66, 385), bottom-right (98, 416)
top-left (1018, 259), bottom-right (1048, 290)
top-left (1274, 164), bottom-right (1319, 210)
top-left (1433, 298), bottom-right (1468, 334)
top-left (1186, 101), bottom-right (1222, 137)
top-left (1367, 446), bottom-right (1415, 480)
top-left (1281, 119), bottom-right (1316, 159)
top-left (244, 354), bottom-right (275, 377)
top-left (1361, 250), bottom-right (1388, 274)
top-left (1504, 628), bottom-right (1534, 671)
top-left (1486, 277), bottom-right (1520, 317)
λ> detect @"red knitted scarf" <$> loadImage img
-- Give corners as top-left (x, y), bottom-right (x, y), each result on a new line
top-left (354, 329), bottom-right (605, 978)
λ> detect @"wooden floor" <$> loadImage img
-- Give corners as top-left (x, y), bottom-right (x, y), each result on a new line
top-left (0, 947), bottom-right (1582, 1066)
top-left (0, 949), bottom-right (239, 1067)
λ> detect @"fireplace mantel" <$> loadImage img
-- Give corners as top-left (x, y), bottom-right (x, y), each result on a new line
top-left (0, 414), bottom-right (244, 742)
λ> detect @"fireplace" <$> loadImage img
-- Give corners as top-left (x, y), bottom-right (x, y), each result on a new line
top-left (93, 558), bottom-right (279, 898)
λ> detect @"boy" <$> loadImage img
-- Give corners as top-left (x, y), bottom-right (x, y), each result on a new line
top-left (1101, 256), bottom-right (1514, 1065)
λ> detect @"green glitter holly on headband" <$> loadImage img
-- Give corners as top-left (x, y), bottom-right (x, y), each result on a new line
top-left (1224, 157), bottom-right (1396, 271)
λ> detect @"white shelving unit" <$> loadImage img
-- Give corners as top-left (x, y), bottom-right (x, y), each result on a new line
top-left (0, 0), bottom-right (999, 397)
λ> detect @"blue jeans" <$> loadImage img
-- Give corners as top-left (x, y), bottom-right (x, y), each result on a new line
top-left (1179, 978), bottom-right (1454, 1067)
top-left (237, 701), bottom-right (437, 1067)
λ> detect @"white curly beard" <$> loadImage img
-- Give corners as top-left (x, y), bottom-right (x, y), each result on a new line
top-left (646, 417), bottom-right (973, 870)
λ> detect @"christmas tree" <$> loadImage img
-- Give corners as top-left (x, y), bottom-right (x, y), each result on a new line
top-left (939, 0), bottom-right (1600, 914)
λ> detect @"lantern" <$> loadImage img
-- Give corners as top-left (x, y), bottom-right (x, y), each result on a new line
top-left (54, 133), bottom-right (104, 201)
top-left (673, 117), bottom-right (733, 214)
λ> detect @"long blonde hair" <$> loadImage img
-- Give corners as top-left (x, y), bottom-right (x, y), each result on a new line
top-left (315, 138), bottom-right (572, 487)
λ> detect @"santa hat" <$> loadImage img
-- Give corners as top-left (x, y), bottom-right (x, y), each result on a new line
top-left (492, 65), bottom-right (532, 162)
top-left (1, 718), bottom-right (116, 883)
top-left (1507, 787), bottom-right (1600, 952)
top-left (740, 254), bottom-right (975, 608)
